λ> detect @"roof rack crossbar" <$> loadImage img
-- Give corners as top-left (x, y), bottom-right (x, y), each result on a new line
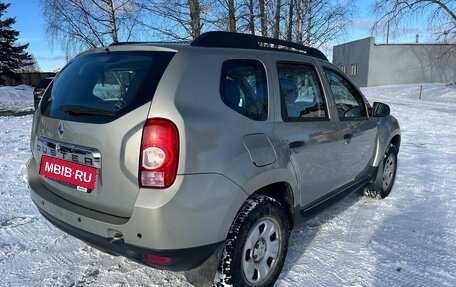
top-left (191, 31), bottom-right (328, 61)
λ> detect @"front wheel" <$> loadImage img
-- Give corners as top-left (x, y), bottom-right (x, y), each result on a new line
top-left (380, 144), bottom-right (398, 198)
top-left (365, 143), bottom-right (398, 198)
top-left (215, 195), bottom-right (290, 287)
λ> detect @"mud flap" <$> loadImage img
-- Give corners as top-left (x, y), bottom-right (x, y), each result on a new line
top-left (184, 245), bottom-right (223, 287)
top-left (371, 159), bottom-right (384, 191)
top-left (364, 160), bottom-right (383, 197)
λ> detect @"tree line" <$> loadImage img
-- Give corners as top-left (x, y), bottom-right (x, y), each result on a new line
top-left (39, 0), bottom-right (454, 58)
top-left (40, 0), bottom-right (355, 56)
top-left (0, 0), bottom-right (454, 81)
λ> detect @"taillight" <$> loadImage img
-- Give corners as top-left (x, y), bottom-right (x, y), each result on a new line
top-left (34, 88), bottom-right (45, 95)
top-left (139, 118), bottom-right (179, 188)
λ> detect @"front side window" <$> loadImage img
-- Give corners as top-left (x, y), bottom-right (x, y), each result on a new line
top-left (277, 62), bottom-right (328, 121)
top-left (220, 60), bottom-right (268, 121)
top-left (324, 68), bottom-right (367, 120)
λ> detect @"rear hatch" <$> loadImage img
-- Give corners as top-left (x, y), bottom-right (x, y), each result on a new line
top-left (31, 49), bottom-right (175, 218)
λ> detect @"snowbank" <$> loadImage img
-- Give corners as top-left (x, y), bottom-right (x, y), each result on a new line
top-left (0, 85), bottom-right (34, 115)
top-left (362, 83), bottom-right (456, 104)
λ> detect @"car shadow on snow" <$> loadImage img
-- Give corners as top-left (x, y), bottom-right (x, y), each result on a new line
top-left (277, 136), bottom-right (456, 286)
top-left (367, 156), bottom-right (456, 286)
top-left (277, 191), bottom-right (367, 285)
top-left (367, 197), bottom-right (454, 287)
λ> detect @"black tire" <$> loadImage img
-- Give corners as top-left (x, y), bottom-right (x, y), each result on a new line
top-left (365, 144), bottom-right (398, 199)
top-left (214, 195), bottom-right (290, 287)
top-left (379, 144), bottom-right (398, 198)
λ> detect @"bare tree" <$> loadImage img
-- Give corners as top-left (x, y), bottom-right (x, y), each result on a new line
top-left (295, 0), bottom-right (303, 43)
top-left (372, 0), bottom-right (456, 43)
top-left (248, 0), bottom-right (255, 34)
top-left (40, 0), bottom-right (142, 56)
top-left (40, 0), bottom-right (355, 56)
top-left (273, 0), bottom-right (282, 39)
top-left (227, 0), bottom-right (237, 32)
top-left (286, 0), bottom-right (294, 41)
top-left (188, 0), bottom-right (202, 37)
top-left (234, 0), bottom-right (255, 34)
top-left (137, 0), bottom-right (352, 47)
top-left (292, 0), bottom-right (353, 48)
top-left (304, 0), bottom-right (312, 45)
top-left (205, 0), bottom-right (238, 33)
top-left (262, 0), bottom-right (353, 47)
top-left (139, 0), bottom-right (207, 40)
top-left (259, 0), bottom-right (267, 36)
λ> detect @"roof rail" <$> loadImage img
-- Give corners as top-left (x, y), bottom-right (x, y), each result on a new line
top-left (191, 31), bottom-right (328, 61)
top-left (108, 41), bottom-right (189, 46)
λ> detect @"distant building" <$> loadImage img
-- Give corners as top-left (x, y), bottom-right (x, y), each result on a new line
top-left (333, 37), bottom-right (456, 87)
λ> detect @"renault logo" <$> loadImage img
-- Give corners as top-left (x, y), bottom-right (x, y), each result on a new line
top-left (58, 122), bottom-right (65, 136)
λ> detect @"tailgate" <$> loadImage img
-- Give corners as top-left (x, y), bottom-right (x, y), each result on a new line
top-left (32, 105), bottom-right (148, 217)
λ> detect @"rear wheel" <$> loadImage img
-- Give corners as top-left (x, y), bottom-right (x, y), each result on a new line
top-left (215, 195), bottom-right (290, 287)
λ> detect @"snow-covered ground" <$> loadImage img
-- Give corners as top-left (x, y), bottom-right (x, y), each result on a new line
top-left (0, 85), bottom-right (34, 115)
top-left (0, 83), bottom-right (455, 286)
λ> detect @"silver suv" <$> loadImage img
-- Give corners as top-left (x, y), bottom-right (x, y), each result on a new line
top-left (27, 31), bottom-right (400, 286)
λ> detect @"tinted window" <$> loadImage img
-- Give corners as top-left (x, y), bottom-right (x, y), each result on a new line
top-left (36, 78), bottom-right (53, 89)
top-left (324, 69), bottom-right (367, 120)
top-left (277, 62), bottom-right (328, 121)
top-left (40, 51), bottom-right (174, 123)
top-left (220, 60), bottom-right (268, 121)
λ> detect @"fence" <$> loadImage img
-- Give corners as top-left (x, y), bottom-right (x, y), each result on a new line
top-left (1, 72), bottom-right (56, 87)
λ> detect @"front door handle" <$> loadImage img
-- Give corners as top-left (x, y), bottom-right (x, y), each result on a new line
top-left (343, 133), bottom-right (353, 144)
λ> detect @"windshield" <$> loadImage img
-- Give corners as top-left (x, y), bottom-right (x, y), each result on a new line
top-left (40, 51), bottom-right (174, 123)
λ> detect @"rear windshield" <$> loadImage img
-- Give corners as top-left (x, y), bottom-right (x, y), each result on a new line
top-left (40, 51), bottom-right (175, 123)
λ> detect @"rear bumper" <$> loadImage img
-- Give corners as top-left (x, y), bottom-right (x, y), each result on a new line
top-left (27, 156), bottom-right (247, 271)
top-left (38, 207), bottom-right (221, 271)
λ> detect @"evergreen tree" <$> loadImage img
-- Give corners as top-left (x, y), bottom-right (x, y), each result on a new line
top-left (0, 2), bottom-right (33, 85)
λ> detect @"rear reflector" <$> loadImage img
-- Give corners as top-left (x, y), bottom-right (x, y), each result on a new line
top-left (139, 118), bottom-right (179, 188)
top-left (145, 254), bottom-right (172, 265)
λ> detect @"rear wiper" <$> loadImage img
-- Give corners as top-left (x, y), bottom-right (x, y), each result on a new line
top-left (61, 105), bottom-right (117, 116)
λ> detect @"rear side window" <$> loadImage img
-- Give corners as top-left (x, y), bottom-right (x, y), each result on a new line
top-left (220, 60), bottom-right (268, 121)
top-left (277, 62), bottom-right (328, 121)
top-left (40, 51), bottom-right (175, 123)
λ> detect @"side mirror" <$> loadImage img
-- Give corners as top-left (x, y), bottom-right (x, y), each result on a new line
top-left (372, 102), bottom-right (390, 117)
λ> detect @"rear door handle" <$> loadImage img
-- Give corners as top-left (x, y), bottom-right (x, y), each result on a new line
top-left (343, 133), bottom-right (353, 144)
top-left (289, 141), bottom-right (305, 149)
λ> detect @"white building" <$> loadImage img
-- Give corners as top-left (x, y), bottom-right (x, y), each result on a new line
top-left (333, 37), bottom-right (456, 87)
